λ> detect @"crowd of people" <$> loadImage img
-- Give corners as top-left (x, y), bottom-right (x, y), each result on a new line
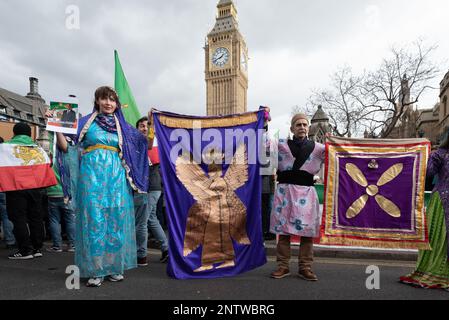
top-left (1, 85), bottom-right (448, 290)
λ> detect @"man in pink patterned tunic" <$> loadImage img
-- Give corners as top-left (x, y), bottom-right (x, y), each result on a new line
top-left (270, 113), bottom-right (325, 281)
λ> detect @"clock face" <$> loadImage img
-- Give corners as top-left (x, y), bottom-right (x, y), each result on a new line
top-left (212, 47), bottom-right (230, 67)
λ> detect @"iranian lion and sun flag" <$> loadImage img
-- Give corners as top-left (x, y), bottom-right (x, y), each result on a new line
top-left (0, 140), bottom-right (57, 192)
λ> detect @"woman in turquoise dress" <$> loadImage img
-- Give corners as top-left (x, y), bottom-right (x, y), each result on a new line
top-left (55, 86), bottom-right (149, 287)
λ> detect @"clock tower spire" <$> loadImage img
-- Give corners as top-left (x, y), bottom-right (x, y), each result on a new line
top-left (205, 0), bottom-right (248, 116)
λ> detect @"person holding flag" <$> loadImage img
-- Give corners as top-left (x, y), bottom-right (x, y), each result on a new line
top-left (133, 116), bottom-right (169, 266)
top-left (1, 123), bottom-right (57, 260)
top-left (269, 113), bottom-right (325, 281)
top-left (53, 86), bottom-right (149, 287)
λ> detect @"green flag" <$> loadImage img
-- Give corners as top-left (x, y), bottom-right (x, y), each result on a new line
top-left (114, 50), bottom-right (141, 126)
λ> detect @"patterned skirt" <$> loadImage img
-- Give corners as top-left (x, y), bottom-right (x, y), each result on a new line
top-left (399, 192), bottom-right (449, 289)
top-left (270, 184), bottom-right (321, 237)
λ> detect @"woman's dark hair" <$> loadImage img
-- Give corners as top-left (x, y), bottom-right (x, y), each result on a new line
top-left (440, 128), bottom-right (449, 149)
top-left (93, 86), bottom-right (120, 111)
top-left (135, 116), bottom-right (148, 129)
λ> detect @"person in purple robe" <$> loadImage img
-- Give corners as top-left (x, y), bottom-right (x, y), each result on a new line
top-left (400, 129), bottom-right (449, 290)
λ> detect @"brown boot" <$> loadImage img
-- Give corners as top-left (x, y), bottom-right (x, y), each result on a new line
top-left (298, 269), bottom-right (318, 281)
top-left (270, 267), bottom-right (290, 279)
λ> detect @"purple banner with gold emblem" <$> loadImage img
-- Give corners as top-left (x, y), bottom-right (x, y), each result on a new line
top-left (320, 137), bottom-right (431, 250)
top-left (153, 109), bottom-right (267, 279)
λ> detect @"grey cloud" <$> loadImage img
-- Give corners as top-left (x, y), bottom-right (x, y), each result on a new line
top-left (0, 0), bottom-right (447, 123)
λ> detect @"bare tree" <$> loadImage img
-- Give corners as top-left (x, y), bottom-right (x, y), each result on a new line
top-left (291, 104), bottom-right (314, 119)
top-left (307, 40), bottom-right (441, 138)
top-left (307, 67), bottom-right (367, 137)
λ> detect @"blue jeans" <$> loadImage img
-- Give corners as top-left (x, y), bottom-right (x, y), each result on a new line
top-left (148, 191), bottom-right (168, 252)
top-left (133, 193), bottom-right (149, 259)
top-left (0, 193), bottom-right (15, 245)
top-left (48, 197), bottom-right (75, 248)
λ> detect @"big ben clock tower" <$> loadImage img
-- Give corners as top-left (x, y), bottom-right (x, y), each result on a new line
top-left (205, 0), bottom-right (248, 116)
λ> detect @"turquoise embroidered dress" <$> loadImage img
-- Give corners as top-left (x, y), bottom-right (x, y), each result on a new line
top-left (75, 121), bottom-right (137, 278)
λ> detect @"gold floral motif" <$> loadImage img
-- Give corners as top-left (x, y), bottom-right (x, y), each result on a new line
top-left (345, 162), bottom-right (403, 219)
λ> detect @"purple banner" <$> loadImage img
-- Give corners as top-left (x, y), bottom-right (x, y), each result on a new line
top-left (154, 109), bottom-right (267, 279)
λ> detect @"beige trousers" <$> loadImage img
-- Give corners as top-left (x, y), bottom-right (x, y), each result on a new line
top-left (276, 235), bottom-right (313, 271)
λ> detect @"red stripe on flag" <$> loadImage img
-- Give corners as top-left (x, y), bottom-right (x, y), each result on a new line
top-left (0, 164), bottom-right (57, 192)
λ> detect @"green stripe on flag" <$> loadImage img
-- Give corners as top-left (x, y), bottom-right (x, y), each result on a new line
top-left (114, 50), bottom-right (142, 126)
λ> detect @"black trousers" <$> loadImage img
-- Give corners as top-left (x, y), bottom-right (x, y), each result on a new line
top-left (261, 193), bottom-right (273, 235)
top-left (5, 189), bottom-right (45, 253)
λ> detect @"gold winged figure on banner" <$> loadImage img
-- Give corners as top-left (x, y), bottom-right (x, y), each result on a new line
top-left (176, 143), bottom-right (250, 272)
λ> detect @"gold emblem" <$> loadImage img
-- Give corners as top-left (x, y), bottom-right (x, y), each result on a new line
top-left (345, 162), bottom-right (403, 219)
top-left (176, 144), bottom-right (250, 272)
top-left (122, 104), bottom-right (129, 108)
top-left (13, 146), bottom-right (46, 165)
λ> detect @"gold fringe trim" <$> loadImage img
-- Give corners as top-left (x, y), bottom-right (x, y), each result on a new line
top-left (324, 142), bottom-right (429, 241)
top-left (78, 112), bottom-right (98, 143)
top-left (411, 271), bottom-right (449, 282)
top-left (320, 236), bottom-right (431, 250)
top-left (403, 271), bottom-right (449, 288)
top-left (327, 136), bottom-right (430, 146)
top-left (159, 113), bottom-right (258, 129)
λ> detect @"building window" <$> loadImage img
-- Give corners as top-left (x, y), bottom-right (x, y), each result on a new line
top-left (39, 118), bottom-right (45, 125)
top-left (14, 110), bottom-right (21, 117)
top-left (27, 114), bottom-right (34, 121)
top-left (444, 96), bottom-right (447, 117)
top-left (0, 107), bottom-right (6, 113)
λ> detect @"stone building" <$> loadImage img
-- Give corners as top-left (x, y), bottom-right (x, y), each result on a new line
top-left (308, 105), bottom-right (332, 143)
top-left (0, 77), bottom-right (48, 140)
top-left (437, 70), bottom-right (449, 139)
top-left (414, 70), bottom-right (449, 147)
top-left (308, 105), bottom-right (331, 181)
top-left (385, 75), bottom-right (420, 140)
top-left (205, 0), bottom-right (248, 116)
top-left (415, 104), bottom-right (440, 145)
top-left (386, 71), bottom-right (449, 147)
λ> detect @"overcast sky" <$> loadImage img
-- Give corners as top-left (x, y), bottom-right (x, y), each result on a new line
top-left (1, 0), bottom-right (448, 138)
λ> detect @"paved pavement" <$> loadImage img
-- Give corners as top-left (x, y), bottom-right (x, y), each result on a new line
top-left (0, 244), bottom-right (446, 301)
top-left (263, 241), bottom-right (418, 261)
